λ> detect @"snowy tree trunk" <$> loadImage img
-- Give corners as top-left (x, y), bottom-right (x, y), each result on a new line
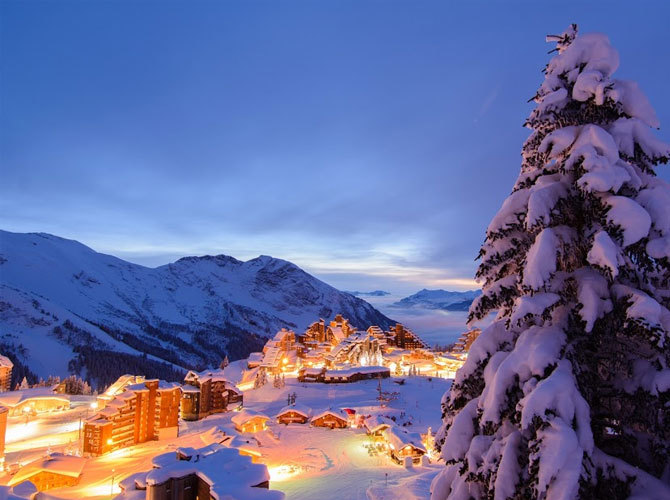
top-left (432, 25), bottom-right (670, 500)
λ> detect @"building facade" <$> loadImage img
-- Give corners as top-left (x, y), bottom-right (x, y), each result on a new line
top-left (180, 370), bottom-right (240, 421)
top-left (0, 355), bottom-right (13, 393)
top-left (84, 380), bottom-right (180, 455)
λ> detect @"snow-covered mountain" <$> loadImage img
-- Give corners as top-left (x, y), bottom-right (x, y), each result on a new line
top-left (343, 290), bottom-right (390, 297)
top-left (392, 289), bottom-right (481, 311)
top-left (0, 231), bottom-right (394, 387)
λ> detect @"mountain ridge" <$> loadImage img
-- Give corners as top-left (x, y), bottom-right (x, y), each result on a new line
top-left (0, 230), bottom-right (395, 388)
top-left (392, 288), bottom-right (482, 312)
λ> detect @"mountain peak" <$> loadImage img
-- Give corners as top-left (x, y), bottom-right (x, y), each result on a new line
top-left (0, 231), bottom-right (395, 385)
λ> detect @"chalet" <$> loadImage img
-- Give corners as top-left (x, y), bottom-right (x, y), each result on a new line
top-left (383, 427), bottom-right (426, 464)
top-left (297, 367), bottom-right (325, 383)
top-left (311, 410), bottom-right (349, 429)
top-left (116, 445), bottom-right (283, 500)
top-left (322, 366), bottom-right (390, 383)
top-left (276, 405), bottom-right (311, 425)
top-left (232, 409), bottom-right (270, 433)
top-left (8, 453), bottom-right (86, 492)
top-left (364, 415), bottom-right (393, 440)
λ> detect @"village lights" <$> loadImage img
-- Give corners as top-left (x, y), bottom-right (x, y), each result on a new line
top-left (90, 402), bottom-right (98, 410)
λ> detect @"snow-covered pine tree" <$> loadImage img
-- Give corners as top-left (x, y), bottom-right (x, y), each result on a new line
top-left (432, 25), bottom-right (670, 500)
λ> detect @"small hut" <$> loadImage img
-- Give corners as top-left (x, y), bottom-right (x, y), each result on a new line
top-left (383, 427), bottom-right (426, 464)
top-left (276, 405), bottom-right (311, 425)
top-left (231, 409), bottom-right (270, 433)
top-left (364, 416), bottom-right (393, 440)
top-left (310, 410), bottom-right (348, 429)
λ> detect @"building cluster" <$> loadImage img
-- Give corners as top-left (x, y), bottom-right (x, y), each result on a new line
top-left (6, 453), bottom-right (86, 492)
top-left (116, 444), bottom-right (284, 500)
top-left (248, 314), bottom-right (472, 382)
top-left (83, 371), bottom-right (243, 456)
top-left (84, 379), bottom-right (181, 455)
top-left (181, 369), bottom-right (243, 421)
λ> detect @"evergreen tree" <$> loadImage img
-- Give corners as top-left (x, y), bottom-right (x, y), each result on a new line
top-left (220, 355), bottom-right (229, 370)
top-left (432, 26), bottom-right (670, 500)
top-left (19, 376), bottom-right (29, 390)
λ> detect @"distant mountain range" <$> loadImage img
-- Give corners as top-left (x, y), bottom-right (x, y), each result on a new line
top-left (0, 231), bottom-right (394, 388)
top-left (392, 289), bottom-right (481, 312)
top-left (343, 290), bottom-right (391, 297)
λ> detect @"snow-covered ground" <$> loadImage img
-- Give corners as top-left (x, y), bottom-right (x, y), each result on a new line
top-left (0, 375), bottom-right (450, 499)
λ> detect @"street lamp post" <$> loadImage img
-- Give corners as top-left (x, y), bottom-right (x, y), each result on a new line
top-left (111, 468), bottom-right (115, 498)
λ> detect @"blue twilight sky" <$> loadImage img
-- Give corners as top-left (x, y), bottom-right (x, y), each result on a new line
top-left (2, 1), bottom-right (669, 295)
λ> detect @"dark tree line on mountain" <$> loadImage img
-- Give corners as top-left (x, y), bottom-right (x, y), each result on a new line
top-left (88, 319), bottom-right (266, 369)
top-left (31, 375), bottom-right (92, 394)
top-left (69, 347), bottom-right (185, 391)
top-left (52, 320), bottom-right (102, 348)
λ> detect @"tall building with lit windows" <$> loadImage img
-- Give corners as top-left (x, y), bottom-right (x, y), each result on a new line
top-left (83, 379), bottom-right (180, 456)
top-left (0, 355), bottom-right (13, 393)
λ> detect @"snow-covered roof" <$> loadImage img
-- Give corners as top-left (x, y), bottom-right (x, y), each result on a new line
top-left (248, 352), bottom-right (264, 363)
top-left (100, 374), bottom-right (145, 399)
top-left (324, 366), bottom-right (390, 379)
top-left (301, 367), bottom-right (324, 376)
top-left (272, 328), bottom-right (294, 342)
top-left (225, 381), bottom-right (242, 394)
top-left (231, 409), bottom-right (270, 426)
top-left (311, 409), bottom-right (348, 422)
top-left (8, 453), bottom-right (86, 486)
top-left (328, 326), bottom-right (346, 342)
top-left (120, 445), bottom-right (283, 500)
top-left (383, 427), bottom-right (426, 453)
top-left (221, 435), bottom-right (262, 456)
top-left (0, 387), bottom-right (69, 408)
top-left (125, 382), bottom-right (150, 392)
top-left (185, 369), bottom-right (230, 384)
top-left (276, 404), bottom-right (311, 419)
top-left (0, 355), bottom-right (14, 368)
top-left (0, 483), bottom-right (37, 500)
top-left (364, 415), bottom-right (393, 434)
top-left (158, 381), bottom-right (181, 390)
top-left (261, 346), bottom-right (282, 368)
